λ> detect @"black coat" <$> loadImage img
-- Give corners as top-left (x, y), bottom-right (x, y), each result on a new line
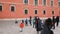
top-left (41, 24), bottom-right (54, 34)
top-left (36, 19), bottom-right (42, 31)
top-left (56, 16), bottom-right (59, 22)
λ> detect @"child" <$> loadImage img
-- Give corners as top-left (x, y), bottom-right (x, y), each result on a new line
top-left (20, 21), bottom-right (24, 32)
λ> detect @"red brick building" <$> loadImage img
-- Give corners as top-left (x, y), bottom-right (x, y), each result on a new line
top-left (0, 0), bottom-right (60, 19)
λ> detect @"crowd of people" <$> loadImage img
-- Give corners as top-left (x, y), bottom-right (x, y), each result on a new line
top-left (15, 16), bottom-right (60, 34)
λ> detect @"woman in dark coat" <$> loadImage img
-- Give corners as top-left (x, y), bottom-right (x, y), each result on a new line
top-left (35, 17), bottom-right (39, 34)
top-left (35, 17), bottom-right (42, 34)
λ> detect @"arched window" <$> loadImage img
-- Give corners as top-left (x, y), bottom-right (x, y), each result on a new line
top-left (35, 9), bottom-right (38, 14)
top-left (0, 4), bottom-right (2, 11)
top-left (43, 10), bottom-right (46, 15)
top-left (52, 10), bottom-right (54, 15)
top-left (24, 8), bottom-right (28, 14)
top-left (10, 5), bottom-right (15, 12)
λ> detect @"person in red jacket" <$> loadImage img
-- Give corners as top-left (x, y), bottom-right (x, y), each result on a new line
top-left (20, 20), bottom-right (24, 32)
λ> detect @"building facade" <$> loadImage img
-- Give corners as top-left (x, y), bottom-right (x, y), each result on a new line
top-left (0, 0), bottom-right (60, 19)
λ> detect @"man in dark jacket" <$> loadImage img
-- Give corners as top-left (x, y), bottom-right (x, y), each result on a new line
top-left (56, 16), bottom-right (59, 27)
top-left (41, 18), bottom-right (54, 34)
top-left (29, 16), bottom-right (32, 25)
top-left (52, 16), bottom-right (56, 29)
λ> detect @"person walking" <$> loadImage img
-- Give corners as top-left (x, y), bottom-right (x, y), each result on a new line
top-left (33, 18), bottom-right (35, 28)
top-left (35, 17), bottom-right (39, 34)
top-left (29, 16), bottom-right (32, 25)
top-left (19, 20), bottom-right (24, 32)
top-left (25, 19), bottom-right (28, 26)
top-left (56, 16), bottom-right (59, 27)
top-left (38, 18), bottom-right (42, 31)
top-left (35, 17), bottom-right (42, 34)
top-left (52, 16), bottom-right (56, 29)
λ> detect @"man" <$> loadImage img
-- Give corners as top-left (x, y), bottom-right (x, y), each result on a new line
top-left (33, 17), bottom-right (36, 28)
top-left (29, 16), bottom-right (32, 25)
top-left (41, 18), bottom-right (54, 34)
top-left (56, 16), bottom-right (59, 27)
top-left (52, 16), bottom-right (56, 29)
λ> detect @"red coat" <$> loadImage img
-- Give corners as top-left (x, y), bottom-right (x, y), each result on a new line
top-left (20, 23), bottom-right (24, 28)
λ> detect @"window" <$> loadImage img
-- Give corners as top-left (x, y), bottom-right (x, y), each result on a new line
top-left (24, 0), bottom-right (28, 4)
top-left (58, 2), bottom-right (60, 7)
top-left (50, 0), bottom-right (53, 6)
top-left (24, 9), bottom-right (28, 14)
top-left (11, 5), bottom-right (15, 12)
top-left (35, 9), bottom-right (38, 14)
top-left (59, 11), bottom-right (60, 14)
top-left (58, 0), bottom-right (60, 7)
top-left (52, 10), bottom-right (54, 15)
top-left (43, 0), bottom-right (46, 6)
top-left (0, 5), bottom-right (2, 11)
top-left (34, 0), bottom-right (38, 5)
top-left (43, 10), bottom-right (46, 15)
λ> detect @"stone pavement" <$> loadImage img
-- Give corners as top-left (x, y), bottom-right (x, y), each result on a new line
top-left (0, 20), bottom-right (60, 34)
